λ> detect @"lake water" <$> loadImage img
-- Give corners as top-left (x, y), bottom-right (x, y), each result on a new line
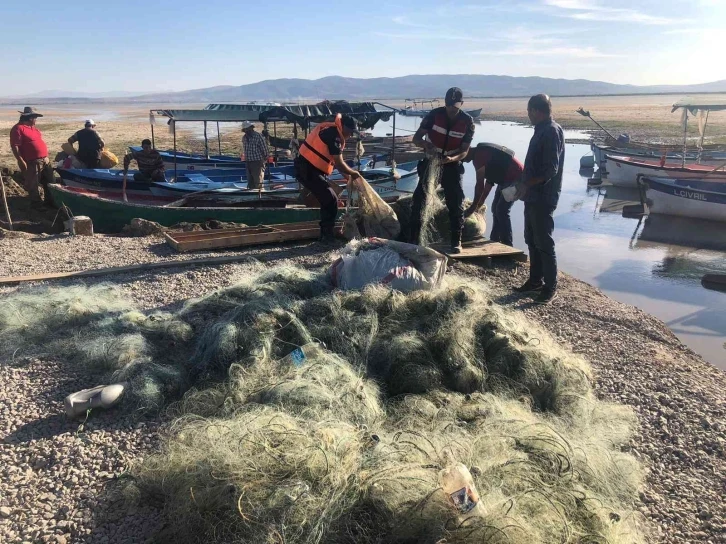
top-left (373, 116), bottom-right (726, 371)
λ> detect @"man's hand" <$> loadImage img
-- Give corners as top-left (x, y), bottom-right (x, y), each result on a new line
top-left (442, 156), bottom-right (455, 165)
top-left (463, 205), bottom-right (475, 218)
top-left (513, 182), bottom-right (529, 201)
top-left (422, 141), bottom-right (435, 154)
top-left (17, 158), bottom-right (27, 173)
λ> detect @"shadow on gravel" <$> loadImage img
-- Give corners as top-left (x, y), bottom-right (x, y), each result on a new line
top-left (1, 413), bottom-right (73, 444)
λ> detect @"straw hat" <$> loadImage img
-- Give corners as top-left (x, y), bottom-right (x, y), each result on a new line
top-left (19, 106), bottom-right (43, 118)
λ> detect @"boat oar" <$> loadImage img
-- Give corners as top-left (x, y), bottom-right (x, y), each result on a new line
top-left (164, 189), bottom-right (220, 208)
top-left (576, 107), bottom-right (617, 140)
top-left (122, 171), bottom-right (128, 202)
top-left (0, 171), bottom-right (13, 231)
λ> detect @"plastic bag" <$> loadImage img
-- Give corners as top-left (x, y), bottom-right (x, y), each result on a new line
top-left (349, 176), bottom-right (400, 239)
top-left (100, 150), bottom-right (119, 168)
top-left (329, 238), bottom-right (447, 292)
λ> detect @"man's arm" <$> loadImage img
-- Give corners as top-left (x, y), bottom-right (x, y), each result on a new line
top-left (10, 145), bottom-right (26, 173)
top-left (524, 127), bottom-right (561, 187)
top-left (332, 154), bottom-right (360, 178)
top-left (261, 134), bottom-right (269, 158)
top-left (443, 117), bottom-right (475, 164)
top-left (68, 133), bottom-right (78, 145)
top-left (412, 112), bottom-right (435, 153)
top-left (465, 167), bottom-right (493, 217)
top-left (123, 153), bottom-right (134, 172)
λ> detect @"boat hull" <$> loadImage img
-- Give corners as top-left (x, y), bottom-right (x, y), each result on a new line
top-left (641, 176), bottom-right (726, 222)
top-left (603, 155), bottom-right (726, 188)
top-left (47, 184), bottom-right (326, 233)
top-left (593, 143), bottom-right (726, 171)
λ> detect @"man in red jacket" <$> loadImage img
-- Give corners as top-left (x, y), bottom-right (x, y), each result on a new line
top-left (9, 107), bottom-right (54, 206)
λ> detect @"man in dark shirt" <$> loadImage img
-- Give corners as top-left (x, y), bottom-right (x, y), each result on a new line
top-left (412, 87), bottom-right (475, 252)
top-left (123, 139), bottom-right (165, 182)
top-left (68, 120), bottom-right (104, 168)
top-left (463, 143), bottom-right (524, 247)
top-left (295, 114), bottom-right (362, 243)
top-left (512, 94), bottom-right (565, 304)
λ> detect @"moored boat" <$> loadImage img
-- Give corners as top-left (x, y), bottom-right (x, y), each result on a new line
top-left (640, 175), bottom-right (726, 222)
top-left (603, 155), bottom-right (726, 188)
top-left (47, 184), bottom-right (327, 233)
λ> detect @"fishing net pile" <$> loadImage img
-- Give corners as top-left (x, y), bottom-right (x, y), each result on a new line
top-left (0, 269), bottom-right (647, 543)
top-left (392, 156), bottom-right (486, 246)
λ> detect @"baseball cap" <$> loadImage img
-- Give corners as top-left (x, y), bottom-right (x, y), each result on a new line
top-left (85, 119), bottom-right (96, 127)
top-left (340, 114), bottom-right (358, 133)
top-left (445, 87), bottom-right (464, 107)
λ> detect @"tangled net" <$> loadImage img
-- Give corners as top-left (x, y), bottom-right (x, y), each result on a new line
top-left (0, 268), bottom-right (647, 543)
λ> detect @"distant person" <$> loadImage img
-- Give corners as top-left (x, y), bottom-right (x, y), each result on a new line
top-left (241, 121), bottom-right (269, 190)
top-left (9, 107), bottom-right (54, 207)
top-left (463, 143), bottom-right (524, 247)
top-left (68, 119), bottom-right (104, 168)
top-left (512, 94), bottom-right (565, 304)
top-left (412, 87), bottom-right (475, 253)
top-left (123, 139), bottom-right (165, 182)
top-left (295, 114), bottom-right (362, 243)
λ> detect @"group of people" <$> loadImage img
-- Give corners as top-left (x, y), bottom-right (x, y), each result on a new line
top-left (294, 87), bottom-right (564, 304)
top-left (10, 91), bottom-right (563, 302)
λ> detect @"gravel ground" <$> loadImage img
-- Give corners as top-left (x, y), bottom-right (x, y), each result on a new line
top-left (1, 233), bottom-right (725, 543)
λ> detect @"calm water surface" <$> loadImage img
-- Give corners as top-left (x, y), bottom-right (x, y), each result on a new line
top-left (373, 116), bottom-right (726, 370)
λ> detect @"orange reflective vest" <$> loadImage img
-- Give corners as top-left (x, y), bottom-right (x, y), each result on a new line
top-left (299, 115), bottom-right (346, 175)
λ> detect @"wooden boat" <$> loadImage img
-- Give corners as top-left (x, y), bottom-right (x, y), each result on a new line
top-left (47, 184), bottom-right (326, 233)
top-left (603, 155), bottom-right (726, 188)
top-left (592, 143), bottom-right (726, 171)
top-left (640, 175), bottom-right (726, 222)
top-left (701, 274), bottom-right (726, 293)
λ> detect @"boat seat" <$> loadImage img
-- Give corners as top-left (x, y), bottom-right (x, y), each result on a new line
top-left (183, 173), bottom-right (215, 183)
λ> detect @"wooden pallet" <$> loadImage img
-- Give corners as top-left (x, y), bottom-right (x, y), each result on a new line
top-left (165, 221), bottom-right (342, 253)
top-left (431, 239), bottom-right (527, 267)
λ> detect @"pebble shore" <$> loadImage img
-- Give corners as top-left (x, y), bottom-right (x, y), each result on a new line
top-left (0, 233), bottom-right (724, 543)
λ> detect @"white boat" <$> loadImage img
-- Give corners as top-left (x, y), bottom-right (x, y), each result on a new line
top-left (640, 175), bottom-right (726, 222)
top-left (603, 155), bottom-right (726, 188)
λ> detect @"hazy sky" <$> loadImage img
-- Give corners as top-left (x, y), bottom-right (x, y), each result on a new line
top-left (1, 0), bottom-right (724, 95)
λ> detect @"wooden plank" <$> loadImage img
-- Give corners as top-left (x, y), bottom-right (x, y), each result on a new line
top-left (172, 227), bottom-right (323, 252)
top-left (166, 221), bottom-right (342, 253)
top-left (0, 255), bottom-right (270, 286)
top-left (431, 240), bottom-right (527, 262)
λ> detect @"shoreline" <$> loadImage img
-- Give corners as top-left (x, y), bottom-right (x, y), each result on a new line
top-left (0, 234), bottom-right (724, 542)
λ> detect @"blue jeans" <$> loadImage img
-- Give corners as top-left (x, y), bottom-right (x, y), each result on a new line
top-left (490, 185), bottom-right (513, 247)
top-left (524, 201), bottom-right (557, 290)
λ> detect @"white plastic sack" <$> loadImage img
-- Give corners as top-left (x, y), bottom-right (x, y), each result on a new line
top-left (329, 238), bottom-right (447, 292)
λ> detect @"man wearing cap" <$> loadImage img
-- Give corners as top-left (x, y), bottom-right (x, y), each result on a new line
top-left (9, 107), bottom-right (54, 206)
top-left (463, 143), bottom-right (524, 247)
top-left (68, 120), bottom-right (105, 168)
top-left (241, 121), bottom-right (269, 190)
top-left (511, 94), bottom-right (565, 305)
top-left (411, 87), bottom-right (475, 253)
top-left (295, 113), bottom-right (362, 243)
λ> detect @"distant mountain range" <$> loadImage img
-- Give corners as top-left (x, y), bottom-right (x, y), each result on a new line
top-left (3, 75), bottom-right (726, 103)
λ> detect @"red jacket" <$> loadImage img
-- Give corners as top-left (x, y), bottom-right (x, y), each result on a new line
top-left (422, 107), bottom-right (473, 155)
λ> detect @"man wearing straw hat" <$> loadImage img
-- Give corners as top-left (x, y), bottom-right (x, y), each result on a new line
top-left (241, 121), bottom-right (269, 190)
top-left (9, 107), bottom-right (54, 207)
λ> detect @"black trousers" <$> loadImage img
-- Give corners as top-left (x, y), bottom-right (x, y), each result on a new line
top-left (295, 157), bottom-right (338, 235)
top-left (411, 159), bottom-right (465, 245)
top-left (524, 201), bottom-right (557, 290)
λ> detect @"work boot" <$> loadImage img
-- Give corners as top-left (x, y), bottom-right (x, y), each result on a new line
top-left (513, 279), bottom-right (545, 293)
top-left (318, 228), bottom-right (337, 246)
top-left (450, 231), bottom-right (463, 254)
top-left (533, 288), bottom-right (558, 305)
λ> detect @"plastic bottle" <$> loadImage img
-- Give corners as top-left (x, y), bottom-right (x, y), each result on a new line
top-left (438, 462), bottom-right (481, 515)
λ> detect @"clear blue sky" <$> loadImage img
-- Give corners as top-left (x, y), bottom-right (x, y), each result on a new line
top-left (1, 0), bottom-right (724, 95)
